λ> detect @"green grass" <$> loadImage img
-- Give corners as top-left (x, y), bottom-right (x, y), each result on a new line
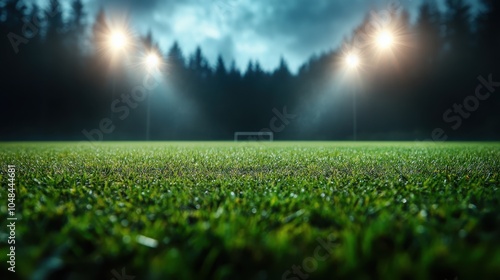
top-left (1, 142), bottom-right (500, 280)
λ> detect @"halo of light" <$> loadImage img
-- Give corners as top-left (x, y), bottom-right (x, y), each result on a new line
top-left (146, 52), bottom-right (160, 69)
top-left (346, 53), bottom-right (360, 69)
top-left (376, 31), bottom-right (394, 49)
top-left (144, 52), bottom-right (161, 72)
top-left (109, 31), bottom-right (128, 51)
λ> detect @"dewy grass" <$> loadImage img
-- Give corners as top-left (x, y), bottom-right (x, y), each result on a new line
top-left (0, 142), bottom-right (499, 279)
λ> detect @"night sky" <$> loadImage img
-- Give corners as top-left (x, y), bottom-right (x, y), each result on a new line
top-left (36, 0), bottom-right (482, 73)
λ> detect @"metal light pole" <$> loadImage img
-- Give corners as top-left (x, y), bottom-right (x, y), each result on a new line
top-left (345, 53), bottom-right (360, 141)
top-left (341, 30), bottom-right (395, 141)
top-left (352, 85), bottom-right (357, 141)
top-left (143, 52), bottom-right (161, 141)
top-left (107, 30), bottom-right (129, 136)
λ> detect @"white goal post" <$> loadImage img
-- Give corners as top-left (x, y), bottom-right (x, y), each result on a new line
top-left (234, 132), bottom-right (274, 142)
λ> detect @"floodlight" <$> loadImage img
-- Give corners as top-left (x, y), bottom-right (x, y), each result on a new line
top-left (109, 31), bottom-right (128, 51)
top-left (346, 53), bottom-right (360, 69)
top-left (377, 31), bottom-right (394, 49)
top-left (145, 52), bottom-right (160, 71)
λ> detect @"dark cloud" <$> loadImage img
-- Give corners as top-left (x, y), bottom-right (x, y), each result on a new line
top-left (102, 0), bottom-right (161, 12)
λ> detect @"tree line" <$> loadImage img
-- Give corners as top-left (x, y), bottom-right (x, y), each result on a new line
top-left (0, 0), bottom-right (499, 140)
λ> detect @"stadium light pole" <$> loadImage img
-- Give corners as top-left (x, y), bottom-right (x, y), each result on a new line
top-left (345, 52), bottom-right (360, 141)
top-left (339, 31), bottom-right (395, 141)
top-left (107, 30), bottom-right (130, 130)
top-left (374, 30), bottom-right (397, 64)
top-left (143, 51), bottom-right (161, 141)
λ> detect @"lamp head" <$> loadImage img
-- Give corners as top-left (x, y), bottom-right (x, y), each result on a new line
top-left (109, 31), bottom-right (128, 51)
top-left (377, 31), bottom-right (394, 49)
top-left (346, 53), bottom-right (360, 69)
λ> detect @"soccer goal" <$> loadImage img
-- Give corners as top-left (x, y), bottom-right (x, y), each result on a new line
top-left (234, 132), bottom-right (274, 142)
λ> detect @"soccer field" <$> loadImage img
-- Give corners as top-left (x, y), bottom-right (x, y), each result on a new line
top-left (1, 142), bottom-right (500, 280)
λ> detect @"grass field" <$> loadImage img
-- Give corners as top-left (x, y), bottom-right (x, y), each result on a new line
top-left (1, 142), bottom-right (500, 280)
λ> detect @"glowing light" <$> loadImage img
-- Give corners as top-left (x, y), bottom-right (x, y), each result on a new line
top-left (377, 31), bottom-right (394, 49)
top-left (346, 53), bottom-right (360, 69)
top-left (145, 52), bottom-right (161, 71)
top-left (109, 31), bottom-right (128, 51)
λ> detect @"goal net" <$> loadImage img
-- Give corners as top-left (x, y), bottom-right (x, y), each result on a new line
top-left (234, 132), bottom-right (274, 142)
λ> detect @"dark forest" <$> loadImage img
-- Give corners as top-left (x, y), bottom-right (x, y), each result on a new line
top-left (1, 0), bottom-right (499, 141)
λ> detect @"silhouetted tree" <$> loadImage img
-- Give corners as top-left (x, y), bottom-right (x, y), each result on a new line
top-left (92, 8), bottom-right (108, 52)
top-left (416, 1), bottom-right (442, 67)
top-left (214, 55), bottom-right (227, 77)
top-left (45, 0), bottom-right (64, 44)
top-left (476, 0), bottom-right (500, 69)
top-left (68, 0), bottom-right (85, 50)
top-left (445, 0), bottom-right (472, 53)
top-left (189, 46), bottom-right (211, 79)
